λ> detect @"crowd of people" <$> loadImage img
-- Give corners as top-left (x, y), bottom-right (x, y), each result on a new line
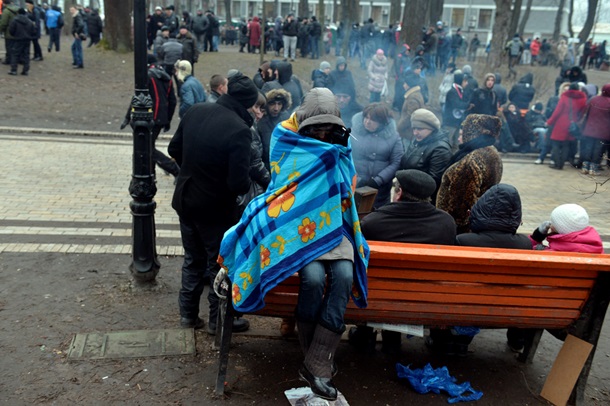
top-left (0, 0), bottom-right (103, 73)
top-left (134, 40), bottom-right (607, 403)
top-left (3, 1), bottom-right (609, 400)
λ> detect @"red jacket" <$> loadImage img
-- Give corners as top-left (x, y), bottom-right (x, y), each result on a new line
top-left (547, 89), bottom-right (587, 141)
top-left (529, 39), bottom-right (541, 56)
top-left (582, 84), bottom-right (610, 141)
top-left (249, 17), bottom-right (261, 47)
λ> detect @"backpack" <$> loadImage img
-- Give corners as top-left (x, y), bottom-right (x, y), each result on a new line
top-left (510, 40), bottom-right (521, 56)
top-left (57, 13), bottom-right (64, 29)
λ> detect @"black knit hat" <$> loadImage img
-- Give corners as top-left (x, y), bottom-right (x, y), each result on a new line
top-left (395, 169), bottom-right (437, 200)
top-left (227, 72), bottom-right (260, 109)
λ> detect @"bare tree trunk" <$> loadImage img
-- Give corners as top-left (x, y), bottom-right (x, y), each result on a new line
top-left (332, 0), bottom-right (338, 23)
top-left (389, 0), bottom-right (401, 28)
top-left (400, 0), bottom-right (427, 51)
top-left (340, 0), bottom-right (358, 57)
top-left (298, 0), bottom-right (308, 19)
top-left (553, 0), bottom-right (566, 42)
top-left (186, 0), bottom-right (193, 12)
top-left (568, 0), bottom-right (574, 38)
top-left (577, 0), bottom-right (599, 46)
top-left (518, 0), bottom-right (533, 37)
top-left (488, 0), bottom-right (512, 69)
top-left (224, 0), bottom-right (231, 22)
top-left (428, 0), bottom-right (443, 25)
top-left (104, 0), bottom-right (134, 52)
top-left (508, 0), bottom-right (523, 38)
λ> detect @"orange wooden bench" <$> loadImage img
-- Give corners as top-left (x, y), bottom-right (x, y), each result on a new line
top-left (215, 241), bottom-right (610, 404)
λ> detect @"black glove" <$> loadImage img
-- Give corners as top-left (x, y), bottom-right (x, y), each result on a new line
top-left (120, 118), bottom-right (129, 130)
top-left (364, 178), bottom-right (379, 188)
top-left (530, 220), bottom-right (551, 243)
top-left (163, 124), bottom-right (171, 133)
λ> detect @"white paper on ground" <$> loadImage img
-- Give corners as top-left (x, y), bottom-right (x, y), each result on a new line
top-left (366, 322), bottom-right (424, 337)
top-left (285, 387), bottom-right (350, 405)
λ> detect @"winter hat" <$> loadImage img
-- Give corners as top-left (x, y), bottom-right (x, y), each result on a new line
top-left (296, 88), bottom-right (345, 129)
top-left (484, 72), bottom-right (495, 82)
top-left (550, 204), bottom-right (589, 235)
top-left (461, 114), bottom-right (502, 142)
top-left (165, 5), bottom-right (175, 10)
top-left (320, 61), bottom-right (331, 71)
top-left (533, 102), bottom-right (544, 112)
top-left (410, 109), bottom-right (440, 131)
top-left (395, 169), bottom-right (437, 200)
top-left (146, 54), bottom-right (157, 65)
top-left (155, 6), bottom-right (162, 11)
top-left (336, 56), bottom-right (347, 68)
top-left (18, 8), bottom-right (26, 14)
top-left (227, 72), bottom-right (260, 109)
top-left (25, 0), bottom-right (34, 4)
top-left (265, 88), bottom-right (292, 110)
top-left (453, 72), bottom-right (464, 85)
top-left (175, 60), bottom-right (192, 82)
top-left (462, 64), bottom-right (472, 76)
top-left (403, 71), bottom-right (420, 88)
top-left (376, 49), bottom-right (384, 56)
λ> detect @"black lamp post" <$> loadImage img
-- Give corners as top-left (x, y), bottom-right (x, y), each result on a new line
top-left (128, 0), bottom-right (160, 284)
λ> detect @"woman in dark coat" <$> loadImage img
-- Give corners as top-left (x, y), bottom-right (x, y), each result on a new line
top-left (579, 83), bottom-right (610, 175)
top-left (504, 102), bottom-right (533, 152)
top-left (399, 108), bottom-right (451, 194)
top-left (437, 114), bottom-right (503, 234)
top-left (87, 9), bottom-right (103, 47)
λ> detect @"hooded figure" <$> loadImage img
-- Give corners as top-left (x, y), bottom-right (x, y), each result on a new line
top-left (508, 72), bottom-right (536, 110)
top-left (218, 88), bottom-right (369, 401)
top-left (276, 61), bottom-right (303, 113)
top-left (437, 114), bottom-right (503, 234)
top-left (493, 72), bottom-right (508, 106)
top-left (328, 56), bottom-right (356, 98)
top-left (258, 88), bottom-right (292, 170)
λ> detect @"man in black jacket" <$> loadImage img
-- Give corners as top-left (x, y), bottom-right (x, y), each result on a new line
top-left (168, 72), bottom-right (259, 334)
top-left (8, 8), bottom-right (36, 75)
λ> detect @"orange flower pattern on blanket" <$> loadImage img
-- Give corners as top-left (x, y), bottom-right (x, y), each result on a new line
top-left (266, 182), bottom-right (298, 218)
top-left (298, 218), bottom-right (317, 243)
top-left (260, 245), bottom-right (271, 268)
top-left (232, 284), bottom-right (241, 304)
top-left (341, 198), bottom-right (352, 212)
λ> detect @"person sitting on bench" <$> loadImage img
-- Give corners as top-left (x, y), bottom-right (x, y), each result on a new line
top-left (351, 169), bottom-right (456, 354)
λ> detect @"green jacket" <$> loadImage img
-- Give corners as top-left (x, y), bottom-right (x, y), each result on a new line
top-left (0, 5), bottom-right (20, 39)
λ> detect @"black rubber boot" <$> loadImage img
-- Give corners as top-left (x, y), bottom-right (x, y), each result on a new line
top-left (296, 320), bottom-right (316, 356)
top-left (300, 324), bottom-right (342, 400)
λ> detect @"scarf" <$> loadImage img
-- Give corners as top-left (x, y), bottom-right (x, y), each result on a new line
top-left (218, 115), bottom-right (369, 313)
top-left (448, 134), bottom-right (496, 166)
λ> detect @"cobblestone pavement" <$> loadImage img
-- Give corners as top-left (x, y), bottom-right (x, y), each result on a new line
top-left (0, 130), bottom-right (608, 254)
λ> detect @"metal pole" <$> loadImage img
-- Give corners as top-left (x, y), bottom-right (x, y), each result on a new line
top-left (129, 0), bottom-right (160, 284)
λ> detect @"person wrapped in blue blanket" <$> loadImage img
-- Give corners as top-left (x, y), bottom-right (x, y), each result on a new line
top-left (219, 88), bottom-right (369, 401)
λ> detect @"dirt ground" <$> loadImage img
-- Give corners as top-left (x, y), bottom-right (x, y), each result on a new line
top-left (1, 36), bottom-right (610, 405)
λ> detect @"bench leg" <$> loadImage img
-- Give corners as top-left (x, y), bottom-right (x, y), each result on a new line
top-left (517, 329), bottom-right (543, 364)
top-left (215, 286), bottom-right (234, 396)
top-left (568, 273), bottom-right (610, 405)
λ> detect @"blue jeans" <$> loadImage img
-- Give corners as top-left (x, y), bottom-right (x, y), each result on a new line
top-left (296, 260), bottom-right (354, 334)
top-left (72, 37), bottom-right (83, 66)
top-left (309, 36), bottom-right (319, 58)
top-left (534, 128), bottom-right (549, 161)
top-left (212, 35), bottom-right (219, 51)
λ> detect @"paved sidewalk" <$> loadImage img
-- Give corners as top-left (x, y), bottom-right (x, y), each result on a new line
top-left (0, 131), bottom-right (608, 254)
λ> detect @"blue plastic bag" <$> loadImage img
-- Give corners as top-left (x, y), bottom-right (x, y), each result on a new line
top-left (396, 363), bottom-right (483, 404)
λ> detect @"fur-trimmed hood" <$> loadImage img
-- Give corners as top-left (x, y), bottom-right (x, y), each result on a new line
top-left (264, 88), bottom-right (292, 112)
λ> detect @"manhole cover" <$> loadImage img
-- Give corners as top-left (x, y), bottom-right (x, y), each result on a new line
top-left (67, 329), bottom-right (195, 360)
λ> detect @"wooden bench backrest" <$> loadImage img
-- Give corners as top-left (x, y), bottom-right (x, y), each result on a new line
top-left (256, 241), bottom-right (610, 329)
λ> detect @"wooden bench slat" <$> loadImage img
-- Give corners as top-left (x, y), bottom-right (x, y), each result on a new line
top-left (366, 280), bottom-right (590, 299)
top-left (367, 269), bottom-right (597, 288)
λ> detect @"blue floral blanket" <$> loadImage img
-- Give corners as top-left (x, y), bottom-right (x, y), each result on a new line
top-left (218, 116), bottom-right (369, 313)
